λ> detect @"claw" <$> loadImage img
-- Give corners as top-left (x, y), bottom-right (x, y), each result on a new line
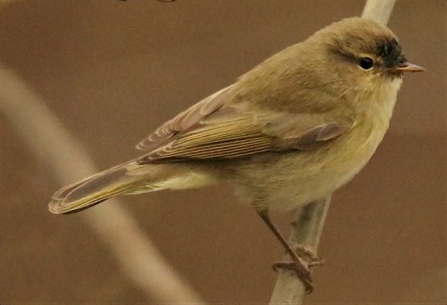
top-left (308, 259), bottom-right (325, 268)
top-left (273, 261), bottom-right (315, 293)
top-left (258, 212), bottom-right (322, 294)
top-left (272, 245), bottom-right (325, 294)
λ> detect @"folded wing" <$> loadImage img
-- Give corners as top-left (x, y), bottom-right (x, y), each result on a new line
top-left (137, 86), bottom-right (352, 163)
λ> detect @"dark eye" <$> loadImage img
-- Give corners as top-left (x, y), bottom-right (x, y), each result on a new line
top-left (359, 57), bottom-right (374, 70)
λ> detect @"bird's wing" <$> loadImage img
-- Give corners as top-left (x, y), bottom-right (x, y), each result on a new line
top-left (137, 86), bottom-right (352, 163)
top-left (136, 86), bottom-right (232, 151)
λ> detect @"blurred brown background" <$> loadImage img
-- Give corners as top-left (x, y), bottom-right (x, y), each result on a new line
top-left (0, 0), bottom-right (445, 303)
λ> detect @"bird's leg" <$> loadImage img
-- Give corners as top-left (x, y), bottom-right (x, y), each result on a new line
top-left (258, 211), bottom-right (321, 293)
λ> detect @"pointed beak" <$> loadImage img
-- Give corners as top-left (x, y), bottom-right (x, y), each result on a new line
top-left (392, 62), bottom-right (426, 73)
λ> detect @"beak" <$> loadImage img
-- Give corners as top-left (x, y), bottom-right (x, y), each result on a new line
top-left (392, 62), bottom-right (426, 73)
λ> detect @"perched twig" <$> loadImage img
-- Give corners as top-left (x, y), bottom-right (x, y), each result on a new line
top-left (0, 67), bottom-right (206, 304)
top-left (269, 197), bottom-right (331, 303)
top-left (362, 0), bottom-right (396, 24)
top-left (269, 0), bottom-right (397, 303)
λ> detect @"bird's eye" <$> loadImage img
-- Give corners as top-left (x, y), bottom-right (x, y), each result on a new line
top-left (359, 57), bottom-right (374, 70)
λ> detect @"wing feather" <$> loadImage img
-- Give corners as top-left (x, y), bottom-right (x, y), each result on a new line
top-left (136, 86), bottom-right (353, 163)
top-left (136, 85), bottom-right (233, 151)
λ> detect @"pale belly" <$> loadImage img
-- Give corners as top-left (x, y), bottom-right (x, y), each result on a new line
top-left (230, 123), bottom-right (388, 211)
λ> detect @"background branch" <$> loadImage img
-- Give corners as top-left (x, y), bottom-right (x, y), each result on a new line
top-left (269, 0), bottom-right (397, 303)
top-left (0, 67), bottom-right (206, 304)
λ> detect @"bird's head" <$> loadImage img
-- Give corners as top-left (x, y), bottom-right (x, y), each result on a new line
top-left (312, 17), bottom-right (424, 86)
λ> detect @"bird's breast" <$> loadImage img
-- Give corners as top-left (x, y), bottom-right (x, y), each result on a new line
top-left (232, 118), bottom-right (390, 211)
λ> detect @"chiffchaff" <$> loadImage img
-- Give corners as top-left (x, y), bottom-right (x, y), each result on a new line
top-left (49, 17), bottom-right (424, 292)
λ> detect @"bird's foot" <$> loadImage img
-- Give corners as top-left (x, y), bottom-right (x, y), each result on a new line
top-left (273, 260), bottom-right (315, 293)
top-left (295, 246), bottom-right (325, 268)
top-left (272, 246), bottom-right (324, 294)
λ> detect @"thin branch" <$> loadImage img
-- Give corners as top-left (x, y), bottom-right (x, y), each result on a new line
top-left (0, 67), bottom-right (206, 304)
top-left (268, 0), bottom-right (396, 303)
top-left (269, 197), bottom-right (331, 303)
top-left (362, 0), bottom-right (397, 25)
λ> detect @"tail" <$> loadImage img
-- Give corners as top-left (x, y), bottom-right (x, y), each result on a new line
top-left (49, 161), bottom-right (216, 214)
top-left (49, 161), bottom-right (153, 214)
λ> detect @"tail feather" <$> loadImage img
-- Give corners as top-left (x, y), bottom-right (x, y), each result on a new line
top-left (49, 161), bottom-right (146, 214)
top-left (49, 161), bottom-right (216, 214)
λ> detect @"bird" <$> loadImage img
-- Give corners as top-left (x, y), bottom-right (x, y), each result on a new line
top-left (48, 17), bottom-right (424, 293)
